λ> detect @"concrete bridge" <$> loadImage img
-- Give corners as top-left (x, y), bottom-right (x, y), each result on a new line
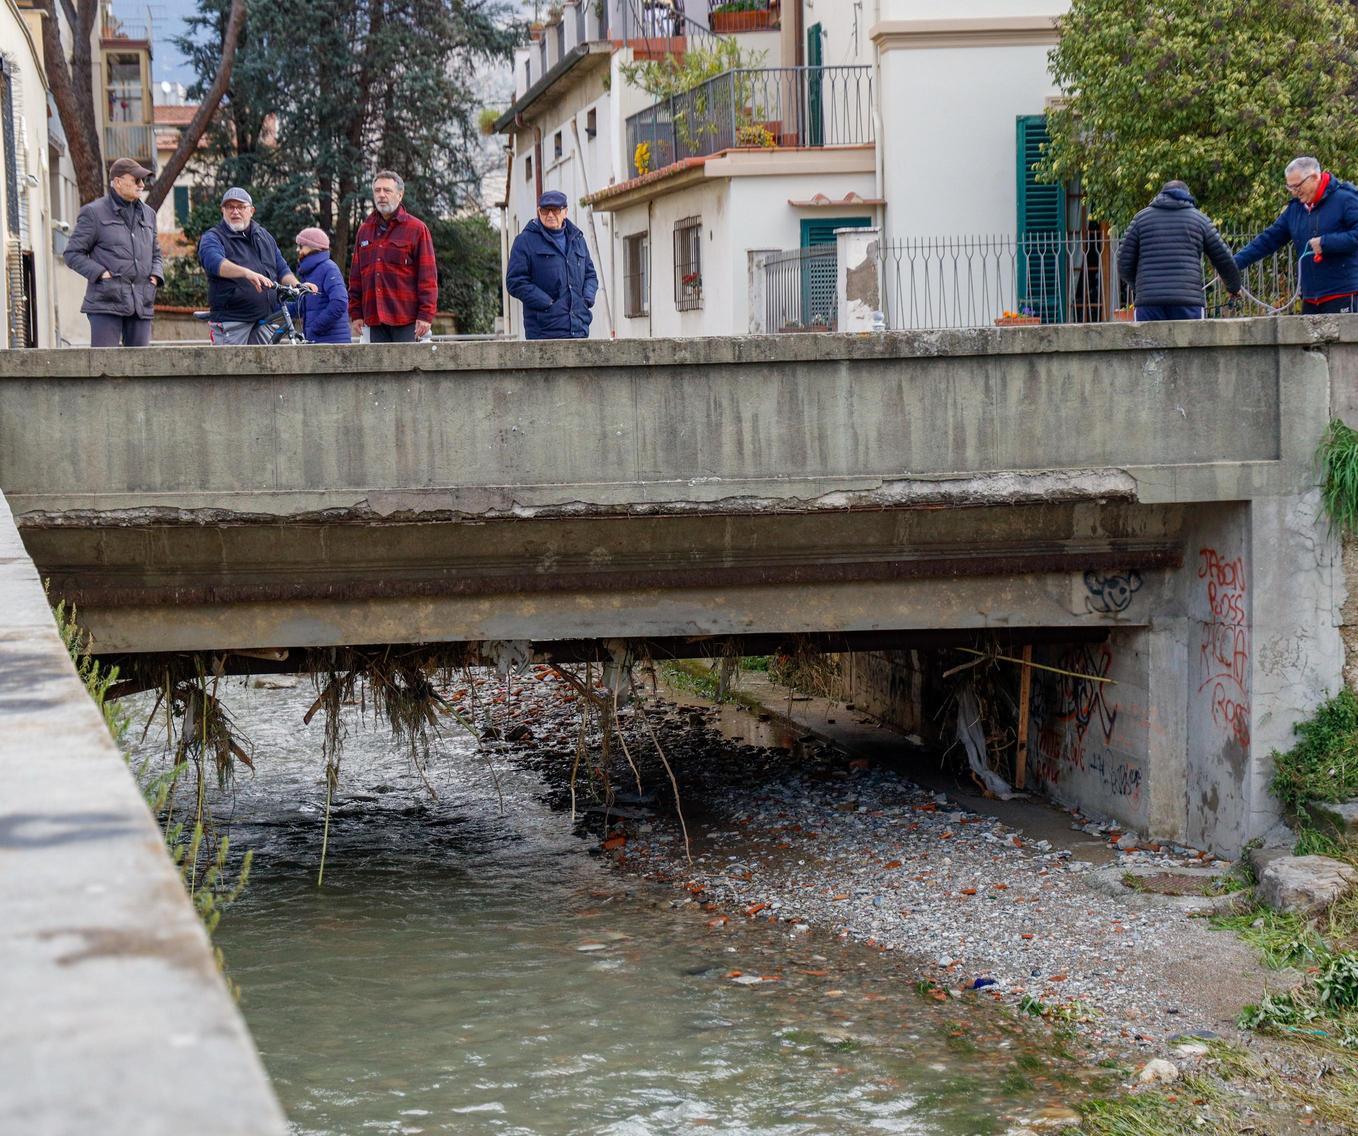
top-left (1, 321), bottom-right (1353, 859)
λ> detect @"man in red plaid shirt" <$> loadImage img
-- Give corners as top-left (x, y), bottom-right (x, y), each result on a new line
top-left (348, 170), bottom-right (438, 342)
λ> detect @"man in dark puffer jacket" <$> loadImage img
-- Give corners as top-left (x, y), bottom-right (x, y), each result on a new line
top-left (1235, 156), bottom-right (1358, 314)
top-left (1117, 180), bottom-right (1240, 321)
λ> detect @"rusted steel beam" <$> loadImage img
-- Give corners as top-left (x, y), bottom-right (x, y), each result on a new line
top-left (42, 543), bottom-right (1183, 609)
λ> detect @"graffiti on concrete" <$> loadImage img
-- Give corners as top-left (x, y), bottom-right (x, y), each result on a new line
top-left (1196, 547), bottom-right (1250, 748)
top-left (1084, 569), bottom-right (1142, 614)
top-left (1030, 644), bottom-right (1140, 803)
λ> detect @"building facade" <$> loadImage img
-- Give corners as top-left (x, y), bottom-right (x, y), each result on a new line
top-left (495, 0), bottom-right (1073, 338)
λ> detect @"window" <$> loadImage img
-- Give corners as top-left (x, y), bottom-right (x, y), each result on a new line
top-left (173, 185), bottom-right (190, 226)
top-left (624, 232), bottom-right (649, 318)
top-left (553, 131), bottom-right (563, 160)
top-left (524, 154), bottom-right (533, 182)
top-left (106, 53), bottom-right (143, 123)
top-left (673, 217), bottom-right (702, 310)
top-left (585, 108), bottom-right (597, 140)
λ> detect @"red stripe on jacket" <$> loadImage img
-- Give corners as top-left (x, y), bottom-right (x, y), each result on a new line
top-left (347, 206), bottom-right (438, 325)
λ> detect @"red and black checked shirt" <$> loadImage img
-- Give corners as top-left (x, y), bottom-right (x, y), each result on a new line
top-left (347, 206), bottom-right (438, 326)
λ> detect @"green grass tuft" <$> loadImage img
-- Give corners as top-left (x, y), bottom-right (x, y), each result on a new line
top-left (1318, 417), bottom-right (1358, 535)
top-left (1269, 689), bottom-right (1358, 810)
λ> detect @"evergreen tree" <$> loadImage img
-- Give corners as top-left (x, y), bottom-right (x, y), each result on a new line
top-left (180, 0), bottom-right (520, 272)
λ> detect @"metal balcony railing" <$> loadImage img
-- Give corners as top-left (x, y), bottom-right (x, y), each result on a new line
top-left (762, 229), bottom-right (1305, 333)
top-left (626, 65), bottom-right (872, 177)
top-left (103, 124), bottom-right (156, 166)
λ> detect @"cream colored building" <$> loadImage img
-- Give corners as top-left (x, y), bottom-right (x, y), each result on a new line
top-left (495, 0), bottom-right (1078, 337)
top-left (2, 0), bottom-right (60, 347)
top-left (495, 0), bottom-right (877, 339)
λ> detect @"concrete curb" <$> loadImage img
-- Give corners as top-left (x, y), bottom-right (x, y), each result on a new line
top-left (0, 491), bottom-right (288, 1135)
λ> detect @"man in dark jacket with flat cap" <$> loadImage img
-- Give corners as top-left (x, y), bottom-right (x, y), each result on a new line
top-left (1117, 180), bottom-right (1240, 321)
top-left (63, 157), bottom-right (163, 346)
top-left (506, 189), bottom-right (597, 340)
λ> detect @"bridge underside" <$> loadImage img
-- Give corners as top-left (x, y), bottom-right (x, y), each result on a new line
top-left (2, 324), bottom-right (1350, 856)
top-left (25, 499), bottom-right (1182, 653)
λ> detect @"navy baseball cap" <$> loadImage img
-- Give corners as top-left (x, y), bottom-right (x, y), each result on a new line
top-left (538, 189), bottom-right (568, 208)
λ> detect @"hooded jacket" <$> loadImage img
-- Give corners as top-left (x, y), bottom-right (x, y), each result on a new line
top-left (505, 217), bottom-right (597, 340)
top-left (1117, 188), bottom-right (1240, 308)
top-left (1236, 173), bottom-right (1358, 302)
top-left (291, 250), bottom-right (352, 343)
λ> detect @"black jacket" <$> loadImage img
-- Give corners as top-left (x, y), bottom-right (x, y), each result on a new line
top-left (198, 220), bottom-right (292, 322)
top-left (1117, 189), bottom-right (1240, 307)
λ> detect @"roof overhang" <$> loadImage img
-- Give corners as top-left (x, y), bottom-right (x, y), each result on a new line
top-left (494, 42), bottom-right (613, 133)
top-left (870, 16), bottom-right (1059, 51)
top-left (584, 145), bottom-right (875, 213)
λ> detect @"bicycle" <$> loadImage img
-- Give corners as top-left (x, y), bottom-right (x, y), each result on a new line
top-left (195, 281), bottom-right (309, 344)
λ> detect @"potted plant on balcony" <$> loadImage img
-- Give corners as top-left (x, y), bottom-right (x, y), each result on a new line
top-left (735, 123), bottom-right (776, 148)
top-left (681, 271), bottom-right (702, 299)
top-left (780, 314), bottom-right (830, 333)
top-left (710, 0), bottom-right (776, 33)
top-left (994, 307), bottom-right (1040, 327)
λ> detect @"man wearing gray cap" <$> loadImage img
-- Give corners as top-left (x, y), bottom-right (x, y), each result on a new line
top-left (197, 187), bottom-right (310, 344)
top-left (63, 158), bottom-right (163, 346)
top-left (506, 188), bottom-right (597, 340)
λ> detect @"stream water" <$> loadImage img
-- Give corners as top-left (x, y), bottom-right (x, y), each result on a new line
top-left (132, 681), bottom-right (1096, 1136)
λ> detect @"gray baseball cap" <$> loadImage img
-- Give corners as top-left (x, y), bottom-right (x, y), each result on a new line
top-left (221, 186), bottom-right (253, 206)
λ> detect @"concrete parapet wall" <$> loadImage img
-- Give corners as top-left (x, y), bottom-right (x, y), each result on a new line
top-left (0, 491), bottom-right (287, 1135)
top-left (0, 316), bottom-right (1341, 519)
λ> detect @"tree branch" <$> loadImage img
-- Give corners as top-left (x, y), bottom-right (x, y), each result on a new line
top-left (146, 0), bottom-right (247, 211)
top-left (40, 0), bottom-right (104, 203)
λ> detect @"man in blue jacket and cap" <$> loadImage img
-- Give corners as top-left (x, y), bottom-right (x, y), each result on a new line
top-left (506, 189), bottom-right (598, 339)
top-left (1236, 157), bottom-right (1358, 314)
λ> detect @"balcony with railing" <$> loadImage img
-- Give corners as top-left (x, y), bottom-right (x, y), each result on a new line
top-left (625, 65), bottom-right (872, 178)
top-left (103, 124), bottom-right (156, 169)
top-left (761, 229), bottom-right (1304, 333)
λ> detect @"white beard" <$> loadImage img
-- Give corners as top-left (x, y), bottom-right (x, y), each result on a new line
top-left (226, 219), bottom-right (248, 233)
top-left (375, 202), bottom-right (397, 217)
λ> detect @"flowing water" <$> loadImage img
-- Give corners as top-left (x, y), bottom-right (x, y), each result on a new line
top-left (136, 682), bottom-right (1096, 1136)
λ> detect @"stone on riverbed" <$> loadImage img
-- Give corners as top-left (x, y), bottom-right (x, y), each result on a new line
top-left (1256, 854), bottom-right (1358, 918)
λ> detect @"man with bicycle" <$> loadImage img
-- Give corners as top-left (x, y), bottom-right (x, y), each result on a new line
top-left (198, 187), bottom-right (313, 344)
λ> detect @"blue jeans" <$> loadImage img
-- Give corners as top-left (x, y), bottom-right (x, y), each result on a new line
top-left (1133, 305), bottom-right (1204, 322)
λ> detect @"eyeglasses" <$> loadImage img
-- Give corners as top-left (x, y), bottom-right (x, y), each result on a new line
top-left (1286, 172), bottom-right (1317, 194)
top-left (539, 205), bottom-right (566, 214)
top-left (223, 202), bottom-right (251, 211)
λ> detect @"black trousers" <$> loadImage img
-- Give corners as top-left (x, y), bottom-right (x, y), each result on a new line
top-left (368, 323), bottom-right (417, 343)
top-left (88, 313), bottom-right (153, 346)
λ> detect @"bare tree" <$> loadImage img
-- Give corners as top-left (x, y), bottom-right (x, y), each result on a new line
top-left (38, 0), bottom-right (247, 208)
top-left (146, 0), bottom-right (246, 211)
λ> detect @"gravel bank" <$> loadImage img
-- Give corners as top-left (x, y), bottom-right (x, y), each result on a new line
top-left (464, 664), bottom-right (1286, 1065)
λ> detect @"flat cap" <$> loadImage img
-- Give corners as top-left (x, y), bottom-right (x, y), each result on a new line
top-left (538, 189), bottom-right (568, 208)
top-left (109, 157), bottom-right (153, 180)
top-left (221, 186), bottom-right (253, 206)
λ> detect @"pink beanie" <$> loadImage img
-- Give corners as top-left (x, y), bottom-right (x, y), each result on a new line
top-left (295, 226), bottom-right (330, 251)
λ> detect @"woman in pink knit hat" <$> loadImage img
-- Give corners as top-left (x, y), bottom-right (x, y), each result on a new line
top-left (291, 226), bottom-right (352, 342)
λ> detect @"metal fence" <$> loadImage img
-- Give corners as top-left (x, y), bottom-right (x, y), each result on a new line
top-left (762, 246), bottom-right (840, 332)
top-left (626, 65), bottom-right (872, 177)
top-left (865, 230), bottom-right (1301, 331)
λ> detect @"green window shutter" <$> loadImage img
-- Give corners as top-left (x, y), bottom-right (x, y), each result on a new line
top-left (173, 185), bottom-right (189, 226)
top-left (806, 23), bottom-right (824, 147)
top-left (1015, 114), bottom-right (1066, 322)
top-left (798, 216), bottom-right (872, 325)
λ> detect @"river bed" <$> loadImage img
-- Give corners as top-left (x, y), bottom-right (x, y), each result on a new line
top-left (131, 679), bottom-right (1103, 1136)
